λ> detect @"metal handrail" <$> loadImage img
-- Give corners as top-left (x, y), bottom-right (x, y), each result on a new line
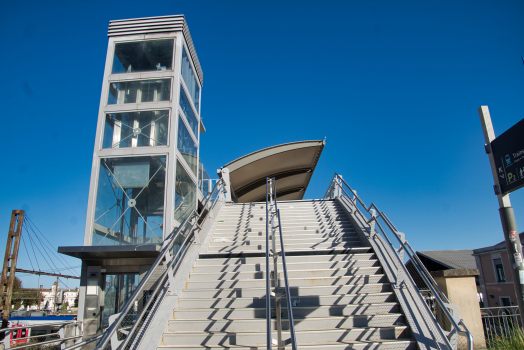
top-left (324, 173), bottom-right (474, 350)
top-left (265, 177), bottom-right (297, 350)
top-left (95, 179), bottom-right (226, 350)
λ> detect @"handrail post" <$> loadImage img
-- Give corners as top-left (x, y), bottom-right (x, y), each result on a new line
top-left (265, 178), bottom-right (271, 350)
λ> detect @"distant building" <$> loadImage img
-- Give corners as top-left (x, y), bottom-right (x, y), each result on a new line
top-left (21, 283), bottom-right (78, 312)
top-left (406, 249), bottom-right (482, 302)
top-left (472, 233), bottom-right (524, 308)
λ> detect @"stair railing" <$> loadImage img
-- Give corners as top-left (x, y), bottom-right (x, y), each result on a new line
top-left (94, 179), bottom-right (227, 350)
top-left (266, 177), bottom-right (297, 350)
top-left (324, 173), bottom-right (473, 350)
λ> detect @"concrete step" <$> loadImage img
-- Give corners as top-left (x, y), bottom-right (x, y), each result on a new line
top-left (185, 274), bottom-right (387, 290)
top-left (172, 303), bottom-right (400, 319)
top-left (177, 292), bottom-right (395, 308)
top-left (167, 314), bottom-right (405, 332)
top-left (158, 339), bottom-right (417, 350)
top-left (207, 239), bottom-right (363, 251)
top-left (208, 234), bottom-right (360, 245)
top-left (218, 214), bottom-right (350, 222)
top-left (212, 227), bottom-right (357, 236)
top-left (194, 253), bottom-right (377, 267)
top-left (161, 326), bottom-right (409, 346)
top-left (208, 237), bottom-right (361, 248)
top-left (191, 259), bottom-right (380, 273)
top-left (180, 283), bottom-right (391, 299)
top-left (187, 267), bottom-right (383, 282)
top-left (205, 241), bottom-right (364, 254)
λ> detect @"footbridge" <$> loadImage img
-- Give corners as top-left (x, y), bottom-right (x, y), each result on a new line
top-left (88, 173), bottom-right (473, 350)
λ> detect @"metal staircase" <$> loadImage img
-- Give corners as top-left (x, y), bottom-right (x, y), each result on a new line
top-left (157, 198), bottom-right (416, 349)
top-left (92, 174), bottom-right (474, 350)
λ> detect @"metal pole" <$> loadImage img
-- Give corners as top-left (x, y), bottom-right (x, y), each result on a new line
top-left (479, 106), bottom-right (524, 326)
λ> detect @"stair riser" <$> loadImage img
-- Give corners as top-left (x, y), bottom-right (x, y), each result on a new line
top-left (162, 327), bottom-right (408, 346)
top-left (188, 267), bottom-right (383, 281)
top-left (194, 254), bottom-right (376, 266)
top-left (177, 293), bottom-right (395, 308)
top-left (209, 233), bottom-right (360, 244)
top-left (212, 228), bottom-right (357, 236)
top-left (185, 275), bottom-right (387, 289)
top-left (181, 283), bottom-right (391, 298)
top-left (172, 304), bottom-right (399, 319)
top-left (167, 314), bottom-right (405, 332)
top-left (215, 222), bottom-right (353, 230)
top-left (206, 242), bottom-right (363, 253)
top-left (158, 340), bottom-right (417, 350)
top-left (192, 260), bottom-right (380, 273)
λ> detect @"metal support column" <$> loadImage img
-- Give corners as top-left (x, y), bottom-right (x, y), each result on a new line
top-left (0, 210), bottom-right (25, 329)
top-left (479, 106), bottom-right (524, 326)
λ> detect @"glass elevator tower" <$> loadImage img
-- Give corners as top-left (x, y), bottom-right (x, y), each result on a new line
top-left (85, 15), bottom-right (204, 247)
top-left (58, 15), bottom-right (206, 341)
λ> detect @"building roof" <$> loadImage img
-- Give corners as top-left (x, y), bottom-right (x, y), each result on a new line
top-left (107, 15), bottom-right (203, 86)
top-left (223, 140), bottom-right (325, 203)
top-left (416, 250), bottom-right (477, 270)
top-left (473, 232), bottom-right (524, 255)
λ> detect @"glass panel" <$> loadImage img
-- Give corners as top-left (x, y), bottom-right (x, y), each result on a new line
top-left (120, 274), bottom-right (139, 309)
top-left (181, 46), bottom-right (200, 113)
top-left (108, 79), bottom-right (171, 105)
top-left (103, 110), bottom-right (168, 148)
top-left (103, 275), bottom-right (119, 328)
top-left (179, 86), bottom-right (198, 137)
top-left (174, 160), bottom-right (196, 223)
top-left (202, 165), bottom-right (210, 198)
top-left (112, 40), bottom-right (173, 74)
top-left (93, 156), bottom-right (166, 246)
top-left (177, 116), bottom-right (197, 176)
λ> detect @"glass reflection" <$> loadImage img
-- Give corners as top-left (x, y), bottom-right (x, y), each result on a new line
top-left (103, 111), bottom-right (168, 148)
top-left (179, 86), bottom-right (198, 137)
top-left (181, 46), bottom-right (200, 113)
top-left (174, 160), bottom-right (196, 223)
top-left (93, 156), bottom-right (166, 246)
top-left (108, 79), bottom-right (171, 105)
top-left (177, 116), bottom-right (197, 176)
top-left (112, 40), bottom-right (173, 74)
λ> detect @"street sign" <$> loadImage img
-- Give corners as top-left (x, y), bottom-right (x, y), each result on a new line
top-left (491, 117), bottom-right (524, 195)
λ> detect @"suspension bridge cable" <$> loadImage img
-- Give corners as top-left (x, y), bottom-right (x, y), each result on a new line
top-left (25, 215), bottom-right (78, 276)
top-left (24, 217), bottom-right (78, 278)
top-left (20, 234), bottom-right (35, 272)
top-left (27, 226), bottom-right (62, 275)
top-left (24, 223), bottom-right (42, 272)
top-left (24, 225), bottom-right (58, 275)
top-left (25, 215), bottom-right (78, 272)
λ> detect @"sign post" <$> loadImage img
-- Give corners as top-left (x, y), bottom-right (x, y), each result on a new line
top-left (479, 106), bottom-right (524, 326)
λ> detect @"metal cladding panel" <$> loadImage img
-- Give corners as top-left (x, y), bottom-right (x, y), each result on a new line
top-left (224, 140), bottom-right (325, 203)
top-left (108, 14), bottom-right (203, 86)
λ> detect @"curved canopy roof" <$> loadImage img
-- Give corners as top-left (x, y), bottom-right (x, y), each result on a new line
top-left (223, 140), bottom-right (325, 203)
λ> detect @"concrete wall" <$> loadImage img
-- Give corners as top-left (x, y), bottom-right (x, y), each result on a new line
top-left (432, 270), bottom-right (486, 350)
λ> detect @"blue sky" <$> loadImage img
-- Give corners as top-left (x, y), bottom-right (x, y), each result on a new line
top-left (0, 0), bottom-right (523, 288)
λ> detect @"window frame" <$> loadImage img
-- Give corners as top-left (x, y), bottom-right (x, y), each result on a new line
top-left (106, 78), bottom-right (173, 106)
top-left (91, 154), bottom-right (169, 246)
top-left (491, 254), bottom-right (507, 283)
top-left (100, 108), bottom-right (172, 151)
top-left (110, 39), bottom-right (176, 75)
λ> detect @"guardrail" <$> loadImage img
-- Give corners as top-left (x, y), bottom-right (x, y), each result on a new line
top-left (265, 177), bottom-right (297, 350)
top-left (0, 320), bottom-right (82, 350)
top-left (481, 306), bottom-right (521, 344)
top-left (94, 179), bottom-right (226, 350)
top-left (324, 173), bottom-right (473, 350)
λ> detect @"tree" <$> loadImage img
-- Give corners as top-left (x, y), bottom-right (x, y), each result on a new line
top-left (74, 296), bottom-right (78, 307)
top-left (11, 277), bottom-right (44, 310)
